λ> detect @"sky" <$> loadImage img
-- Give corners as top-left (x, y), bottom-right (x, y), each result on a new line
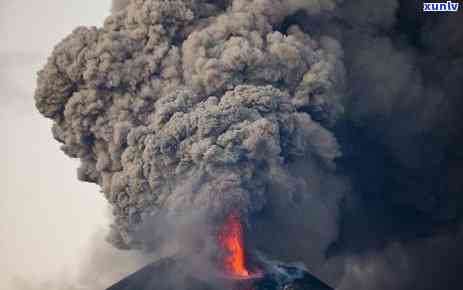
top-left (0, 1), bottom-right (142, 288)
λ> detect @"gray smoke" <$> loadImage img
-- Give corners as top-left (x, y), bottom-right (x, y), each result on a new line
top-left (324, 0), bottom-right (463, 289)
top-left (111, 0), bottom-right (130, 13)
top-left (35, 0), bottom-right (463, 288)
top-left (338, 227), bottom-right (463, 290)
top-left (35, 0), bottom-right (346, 277)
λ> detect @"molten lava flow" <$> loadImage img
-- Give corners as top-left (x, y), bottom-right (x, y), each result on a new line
top-left (218, 211), bottom-right (251, 278)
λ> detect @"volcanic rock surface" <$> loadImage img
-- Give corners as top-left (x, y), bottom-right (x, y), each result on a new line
top-left (106, 256), bottom-right (333, 290)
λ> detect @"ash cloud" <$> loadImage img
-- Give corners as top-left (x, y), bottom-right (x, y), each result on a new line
top-left (323, 0), bottom-right (463, 288)
top-left (111, 0), bottom-right (130, 13)
top-left (35, 0), bottom-right (347, 280)
top-left (338, 227), bottom-right (463, 290)
top-left (34, 0), bottom-right (463, 288)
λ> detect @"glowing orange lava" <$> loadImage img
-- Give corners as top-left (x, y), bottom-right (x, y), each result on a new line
top-left (218, 211), bottom-right (251, 278)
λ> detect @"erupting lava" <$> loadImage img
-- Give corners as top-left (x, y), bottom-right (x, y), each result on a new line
top-left (218, 211), bottom-right (252, 278)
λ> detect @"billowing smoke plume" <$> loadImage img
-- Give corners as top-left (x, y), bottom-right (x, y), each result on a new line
top-left (35, 0), bottom-right (346, 265)
top-left (35, 0), bottom-right (463, 288)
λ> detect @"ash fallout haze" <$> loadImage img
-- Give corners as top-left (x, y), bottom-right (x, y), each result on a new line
top-left (4, 0), bottom-right (463, 289)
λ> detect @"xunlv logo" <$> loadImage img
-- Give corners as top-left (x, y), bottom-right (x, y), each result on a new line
top-left (423, 1), bottom-right (460, 12)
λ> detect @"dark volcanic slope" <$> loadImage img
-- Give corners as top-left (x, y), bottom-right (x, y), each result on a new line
top-left (254, 264), bottom-right (334, 290)
top-left (106, 257), bottom-right (215, 290)
top-left (106, 256), bottom-right (334, 290)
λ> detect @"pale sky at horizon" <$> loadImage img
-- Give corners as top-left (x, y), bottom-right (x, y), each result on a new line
top-left (0, 1), bottom-right (144, 288)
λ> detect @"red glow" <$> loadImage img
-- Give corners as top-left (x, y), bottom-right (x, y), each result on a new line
top-left (218, 211), bottom-right (251, 278)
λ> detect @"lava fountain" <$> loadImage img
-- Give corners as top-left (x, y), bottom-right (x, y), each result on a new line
top-left (218, 211), bottom-right (257, 279)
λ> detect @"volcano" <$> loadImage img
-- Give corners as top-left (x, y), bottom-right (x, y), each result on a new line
top-left (105, 256), bottom-right (334, 290)
top-left (106, 210), bottom-right (334, 290)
